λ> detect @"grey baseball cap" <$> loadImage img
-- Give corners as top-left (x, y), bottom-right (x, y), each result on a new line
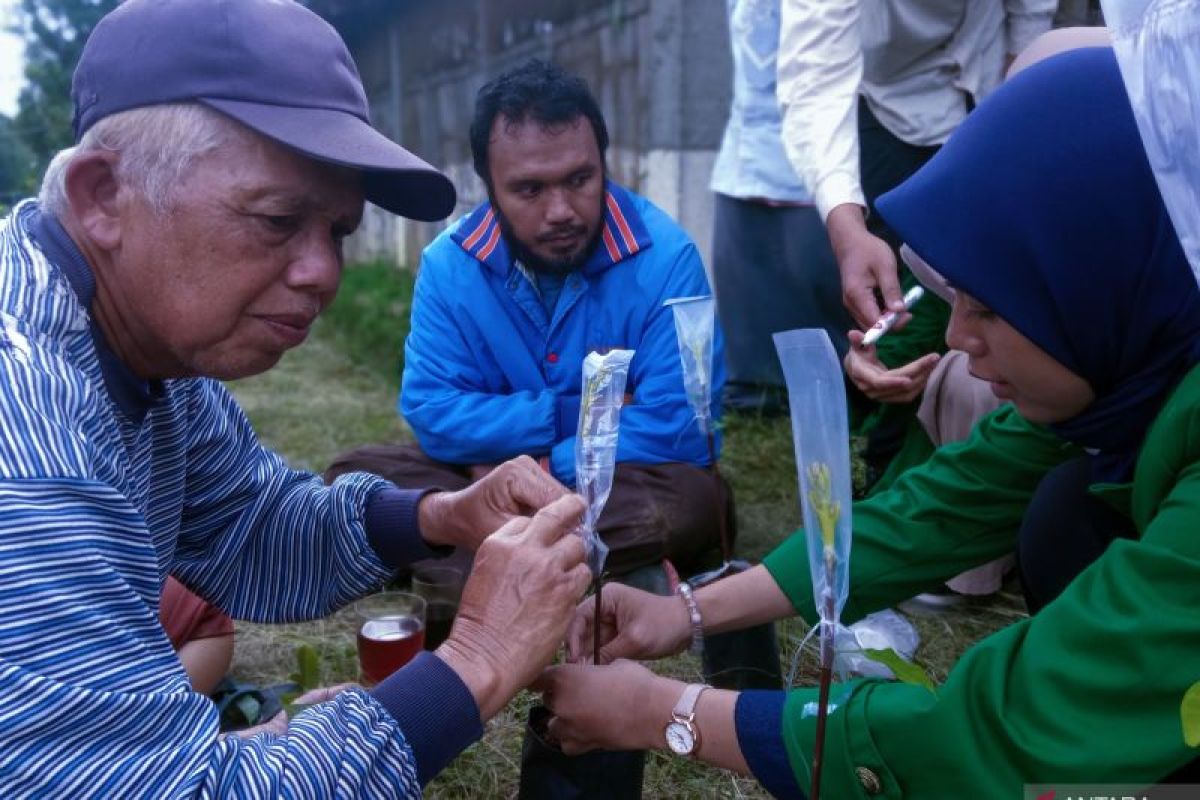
top-left (72, 0), bottom-right (455, 221)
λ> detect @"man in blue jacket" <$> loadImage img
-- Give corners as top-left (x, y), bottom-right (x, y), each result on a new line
top-left (329, 59), bottom-right (727, 577)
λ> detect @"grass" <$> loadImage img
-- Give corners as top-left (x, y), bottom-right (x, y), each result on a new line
top-left (230, 260), bottom-right (413, 471)
top-left (319, 259), bottom-right (416, 383)
top-left (225, 262), bottom-right (1021, 798)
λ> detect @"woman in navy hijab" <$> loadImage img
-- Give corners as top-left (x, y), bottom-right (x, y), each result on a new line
top-left (528, 47), bottom-right (1200, 796)
top-left (876, 45), bottom-right (1200, 612)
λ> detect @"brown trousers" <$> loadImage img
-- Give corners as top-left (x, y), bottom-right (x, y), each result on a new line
top-left (325, 444), bottom-right (732, 576)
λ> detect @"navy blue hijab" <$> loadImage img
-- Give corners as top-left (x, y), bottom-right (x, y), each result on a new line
top-left (877, 48), bottom-right (1200, 483)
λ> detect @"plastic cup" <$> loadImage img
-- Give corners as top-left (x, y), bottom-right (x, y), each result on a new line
top-left (355, 591), bottom-right (426, 686)
top-left (411, 565), bottom-right (463, 650)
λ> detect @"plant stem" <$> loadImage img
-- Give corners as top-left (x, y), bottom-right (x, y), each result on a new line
top-left (810, 557), bottom-right (837, 800)
top-left (593, 574), bottom-right (603, 667)
top-left (706, 428), bottom-right (731, 563)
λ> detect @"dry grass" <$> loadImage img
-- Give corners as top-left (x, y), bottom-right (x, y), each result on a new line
top-left (224, 275), bottom-right (1023, 798)
top-left (228, 319), bottom-right (409, 472)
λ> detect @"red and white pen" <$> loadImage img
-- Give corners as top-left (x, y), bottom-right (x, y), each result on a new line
top-left (861, 286), bottom-right (925, 347)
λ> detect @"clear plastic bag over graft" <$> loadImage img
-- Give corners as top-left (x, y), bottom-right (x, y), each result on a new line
top-left (664, 295), bottom-right (715, 436)
top-left (667, 294), bottom-right (749, 584)
top-left (773, 329), bottom-right (853, 634)
top-left (575, 349), bottom-right (635, 576)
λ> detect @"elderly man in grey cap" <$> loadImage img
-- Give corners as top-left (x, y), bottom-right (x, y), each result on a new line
top-left (0, 0), bottom-right (590, 796)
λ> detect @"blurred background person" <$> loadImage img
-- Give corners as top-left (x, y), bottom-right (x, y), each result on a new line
top-left (709, 0), bottom-right (851, 415)
top-left (778, 0), bottom-right (1055, 485)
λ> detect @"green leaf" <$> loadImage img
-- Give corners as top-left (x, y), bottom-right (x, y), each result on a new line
top-left (279, 689), bottom-right (300, 718)
top-left (1181, 682), bottom-right (1200, 747)
top-left (862, 648), bottom-right (937, 694)
top-left (289, 644), bottom-right (321, 691)
top-left (233, 694), bottom-right (261, 727)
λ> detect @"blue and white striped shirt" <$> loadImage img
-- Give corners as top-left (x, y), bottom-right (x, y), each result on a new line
top-left (0, 201), bottom-right (480, 797)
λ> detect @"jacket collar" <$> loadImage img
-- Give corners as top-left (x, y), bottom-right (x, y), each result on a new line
top-left (25, 204), bottom-right (163, 422)
top-left (452, 180), bottom-right (652, 276)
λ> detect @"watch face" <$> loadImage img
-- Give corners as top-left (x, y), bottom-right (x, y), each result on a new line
top-left (665, 721), bottom-right (696, 755)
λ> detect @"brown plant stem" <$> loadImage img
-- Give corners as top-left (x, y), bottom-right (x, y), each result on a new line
top-left (810, 562), bottom-right (837, 800)
top-left (706, 428), bottom-right (731, 562)
top-left (593, 574), bottom-right (603, 666)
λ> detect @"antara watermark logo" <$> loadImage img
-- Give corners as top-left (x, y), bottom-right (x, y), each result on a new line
top-left (1026, 785), bottom-right (1200, 800)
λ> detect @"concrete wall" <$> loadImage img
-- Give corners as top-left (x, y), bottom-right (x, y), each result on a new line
top-left (318, 0), bottom-right (731, 270)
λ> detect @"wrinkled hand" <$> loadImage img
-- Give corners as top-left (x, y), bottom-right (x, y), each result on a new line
top-left (844, 330), bottom-right (940, 404)
top-left (419, 455), bottom-right (569, 550)
top-left (467, 463), bottom-right (497, 482)
top-left (827, 203), bottom-right (905, 329)
top-left (435, 494), bottom-right (592, 719)
top-left (533, 660), bottom-right (678, 754)
top-left (565, 582), bottom-right (691, 665)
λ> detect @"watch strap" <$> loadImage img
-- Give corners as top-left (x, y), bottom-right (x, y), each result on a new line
top-left (672, 682), bottom-right (709, 721)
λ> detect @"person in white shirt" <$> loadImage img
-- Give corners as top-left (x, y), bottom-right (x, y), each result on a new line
top-left (778, 0), bottom-right (1054, 323)
top-left (709, 0), bottom-right (852, 414)
top-left (778, 0), bottom-right (1054, 477)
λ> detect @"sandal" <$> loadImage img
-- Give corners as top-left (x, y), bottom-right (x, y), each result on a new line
top-left (210, 677), bottom-right (301, 732)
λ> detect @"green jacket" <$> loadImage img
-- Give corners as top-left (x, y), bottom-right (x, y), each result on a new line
top-left (761, 363), bottom-right (1200, 797)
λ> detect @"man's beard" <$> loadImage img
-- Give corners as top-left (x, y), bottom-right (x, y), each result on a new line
top-left (493, 203), bottom-right (603, 276)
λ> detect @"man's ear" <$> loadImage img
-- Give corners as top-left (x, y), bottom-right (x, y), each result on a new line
top-left (64, 150), bottom-right (125, 251)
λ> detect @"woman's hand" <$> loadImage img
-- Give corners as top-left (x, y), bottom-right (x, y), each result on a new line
top-left (533, 660), bottom-right (680, 754)
top-left (536, 661), bottom-right (751, 774)
top-left (844, 329), bottom-right (940, 404)
top-left (564, 583), bottom-right (692, 664)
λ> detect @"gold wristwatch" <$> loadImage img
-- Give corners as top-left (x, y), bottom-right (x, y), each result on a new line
top-left (664, 682), bottom-right (710, 757)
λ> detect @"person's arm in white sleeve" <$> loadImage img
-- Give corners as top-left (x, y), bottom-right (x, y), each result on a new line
top-left (777, 0), bottom-right (865, 223)
top-left (778, 0), bottom-right (905, 327)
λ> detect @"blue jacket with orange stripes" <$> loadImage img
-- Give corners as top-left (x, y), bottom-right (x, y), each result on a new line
top-left (399, 181), bottom-right (724, 486)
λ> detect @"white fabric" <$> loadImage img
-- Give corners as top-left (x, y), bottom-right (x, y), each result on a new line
top-left (710, 0), bottom-right (814, 201)
top-left (1104, 0), bottom-right (1200, 289)
top-left (778, 0), bottom-right (1055, 221)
